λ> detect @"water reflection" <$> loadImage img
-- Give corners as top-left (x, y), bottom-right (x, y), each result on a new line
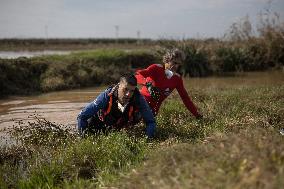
top-left (0, 50), bottom-right (71, 59)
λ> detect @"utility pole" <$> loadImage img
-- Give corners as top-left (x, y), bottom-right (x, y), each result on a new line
top-left (45, 25), bottom-right (49, 46)
top-left (136, 30), bottom-right (141, 45)
top-left (115, 25), bottom-right (119, 43)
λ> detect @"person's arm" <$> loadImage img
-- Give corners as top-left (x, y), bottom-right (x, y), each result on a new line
top-left (176, 76), bottom-right (201, 118)
top-left (135, 64), bottom-right (159, 85)
top-left (77, 89), bottom-right (110, 134)
top-left (137, 93), bottom-right (156, 138)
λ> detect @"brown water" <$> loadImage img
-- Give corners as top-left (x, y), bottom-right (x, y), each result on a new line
top-left (0, 86), bottom-right (107, 127)
top-left (0, 71), bottom-right (283, 145)
top-left (0, 86), bottom-right (106, 146)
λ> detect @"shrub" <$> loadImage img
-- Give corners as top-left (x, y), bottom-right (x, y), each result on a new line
top-left (215, 47), bottom-right (250, 72)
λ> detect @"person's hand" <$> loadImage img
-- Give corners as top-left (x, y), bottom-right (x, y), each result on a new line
top-left (196, 114), bottom-right (203, 120)
top-left (146, 82), bottom-right (161, 100)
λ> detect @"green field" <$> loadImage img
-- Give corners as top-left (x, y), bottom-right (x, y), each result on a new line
top-left (0, 72), bottom-right (283, 188)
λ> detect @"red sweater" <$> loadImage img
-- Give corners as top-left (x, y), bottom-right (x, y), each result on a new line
top-left (135, 64), bottom-right (199, 117)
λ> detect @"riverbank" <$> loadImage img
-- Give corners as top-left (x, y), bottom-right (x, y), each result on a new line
top-left (0, 49), bottom-right (156, 98)
top-left (1, 43), bottom-right (283, 99)
top-left (0, 74), bottom-right (283, 188)
top-left (1, 71), bottom-right (283, 143)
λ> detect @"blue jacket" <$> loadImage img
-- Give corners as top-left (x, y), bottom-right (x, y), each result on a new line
top-left (77, 87), bottom-right (156, 137)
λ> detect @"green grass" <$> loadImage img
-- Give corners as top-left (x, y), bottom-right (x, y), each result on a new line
top-left (1, 125), bottom-right (148, 189)
top-left (113, 85), bottom-right (284, 189)
top-left (16, 134), bottom-right (147, 189)
top-left (0, 78), bottom-right (284, 188)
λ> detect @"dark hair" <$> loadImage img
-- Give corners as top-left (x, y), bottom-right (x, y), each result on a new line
top-left (120, 74), bottom-right (137, 86)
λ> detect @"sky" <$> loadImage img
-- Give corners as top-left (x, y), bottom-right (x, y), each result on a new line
top-left (0, 0), bottom-right (283, 39)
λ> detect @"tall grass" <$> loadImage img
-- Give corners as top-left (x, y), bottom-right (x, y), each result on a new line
top-left (1, 76), bottom-right (283, 188)
top-left (0, 117), bottom-right (148, 188)
top-left (112, 84), bottom-right (284, 189)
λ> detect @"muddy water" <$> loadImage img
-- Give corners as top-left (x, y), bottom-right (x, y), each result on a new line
top-left (0, 86), bottom-right (106, 145)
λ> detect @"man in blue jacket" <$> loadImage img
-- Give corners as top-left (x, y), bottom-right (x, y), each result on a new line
top-left (77, 74), bottom-right (156, 138)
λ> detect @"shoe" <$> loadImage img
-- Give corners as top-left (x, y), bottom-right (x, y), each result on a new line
top-left (280, 128), bottom-right (284, 135)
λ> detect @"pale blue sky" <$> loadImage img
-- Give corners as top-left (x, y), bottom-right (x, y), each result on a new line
top-left (0, 0), bottom-right (283, 39)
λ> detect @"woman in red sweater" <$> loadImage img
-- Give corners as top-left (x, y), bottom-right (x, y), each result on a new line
top-left (135, 49), bottom-right (202, 119)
